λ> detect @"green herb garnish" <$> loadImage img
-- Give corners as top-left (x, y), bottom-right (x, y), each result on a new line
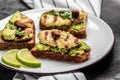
top-left (9, 23), bottom-right (17, 30)
top-left (48, 10), bottom-right (74, 21)
top-left (16, 31), bottom-right (25, 36)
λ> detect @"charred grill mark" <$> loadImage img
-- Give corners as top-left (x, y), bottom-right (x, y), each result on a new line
top-left (65, 35), bottom-right (70, 41)
top-left (74, 38), bottom-right (79, 44)
top-left (80, 16), bottom-right (84, 22)
top-left (53, 16), bottom-right (57, 23)
top-left (40, 22), bottom-right (53, 30)
top-left (44, 15), bottom-right (47, 23)
top-left (65, 45), bottom-right (68, 48)
top-left (44, 31), bottom-right (48, 40)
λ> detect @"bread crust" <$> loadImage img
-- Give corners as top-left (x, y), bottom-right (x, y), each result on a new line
top-left (31, 47), bottom-right (90, 63)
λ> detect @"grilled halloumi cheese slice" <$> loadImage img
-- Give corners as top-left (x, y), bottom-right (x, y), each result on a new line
top-left (40, 10), bottom-right (87, 27)
top-left (38, 29), bottom-right (81, 49)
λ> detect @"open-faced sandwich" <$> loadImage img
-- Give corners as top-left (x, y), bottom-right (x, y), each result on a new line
top-left (40, 10), bottom-right (87, 38)
top-left (0, 11), bottom-right (35, 50)
top-left (31, 29), bottom-right (90, 63)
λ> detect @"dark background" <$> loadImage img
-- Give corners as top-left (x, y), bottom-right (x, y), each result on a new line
top-left (0, 0), bottom-right (120, 80)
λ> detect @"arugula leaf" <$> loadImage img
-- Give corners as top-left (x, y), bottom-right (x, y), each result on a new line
top-left (16, 31), bottom-right (25, 36)
top-left (9, 23), bottom-right (17, 30)
top-left (48, 10), bottom-right (74, 21)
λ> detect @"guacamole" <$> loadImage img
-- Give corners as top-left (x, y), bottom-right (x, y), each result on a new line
top-left (36, 41), bottom-right (90, 56)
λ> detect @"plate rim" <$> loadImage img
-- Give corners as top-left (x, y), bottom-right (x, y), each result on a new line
top-left (0, 8), bottom-right (114, 74)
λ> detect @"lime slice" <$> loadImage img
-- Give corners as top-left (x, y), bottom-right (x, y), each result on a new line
top-left (2, 49), bottom-right (21, 68)
top-left (16, 48), bottom-right (41, 68)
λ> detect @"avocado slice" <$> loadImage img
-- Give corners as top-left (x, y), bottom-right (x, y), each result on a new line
top-left (2, 11), bottom-right (33, 41)
top-left (10, 11), bottom-right (22, 24)
top-left (4, 23), bottom-right (11, 29)
top-left (4, 11), bottom-right (22, 29)
top-left (2, 29), bottom-right (16, 40)
top-left (2, 11), bottom-right (22, 41)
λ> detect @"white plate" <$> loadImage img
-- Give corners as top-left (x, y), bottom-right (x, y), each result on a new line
top-left (0, 8), bottom-right (114, 74)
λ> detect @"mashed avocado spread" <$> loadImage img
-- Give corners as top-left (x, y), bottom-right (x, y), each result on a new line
top-left (71, 23), bottom-right (85, 32)
top-left (36, 41), bottom-right (90, 56)
top-left (52, 23), bottom-right (85, 32)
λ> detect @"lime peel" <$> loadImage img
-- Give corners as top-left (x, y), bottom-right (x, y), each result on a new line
top-left (2, 49), bottom-right (41, 68)
top-left (2, 49), bottom-right (21, 68)
top-left (16, 48), bottom-right (41, 68)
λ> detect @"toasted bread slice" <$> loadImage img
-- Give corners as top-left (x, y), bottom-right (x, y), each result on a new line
top-left (31, 29), bottom-right (90, 63)
top-left (40, 10), bottom-right (87, 38)
top-left (0, 11), bottom-right (35, 50)
top-left (31, 47), bottom-right (90, 63)
top-left (0, 31), bottom-right (35, 50)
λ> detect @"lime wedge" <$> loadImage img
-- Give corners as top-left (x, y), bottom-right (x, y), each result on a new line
top-left (2, 49), bottom-right (21, 68)
top-left (16, 48), bottom-right (41, 68)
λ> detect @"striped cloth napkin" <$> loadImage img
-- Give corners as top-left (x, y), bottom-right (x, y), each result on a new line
top-left (13, 0), bottom-right (102, 80)
top-left (13, 72), bottom-right (87, 80)
top-left (22, 0), bottom-right (102, 17)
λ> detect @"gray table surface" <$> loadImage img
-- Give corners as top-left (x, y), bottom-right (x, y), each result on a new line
top-left (0, 0), bottom-right (120, 80)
